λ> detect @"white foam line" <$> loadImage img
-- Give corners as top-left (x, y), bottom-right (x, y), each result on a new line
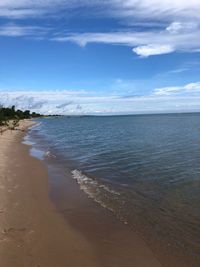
top-left (71, 169), bottom-right (120, 213)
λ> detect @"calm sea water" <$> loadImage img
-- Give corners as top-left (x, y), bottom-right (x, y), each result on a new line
top-left (28, 114), bottom-right (200, 262)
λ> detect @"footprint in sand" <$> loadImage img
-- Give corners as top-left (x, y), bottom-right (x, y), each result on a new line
top-left (2, 228), bottom-right (26, 234)
top-left (0, 227), bottom-right (26, 245)
top-left (1, 227), bottom-right (27, 242)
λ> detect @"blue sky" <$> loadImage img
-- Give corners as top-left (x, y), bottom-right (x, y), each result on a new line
top-left (0, 0), bottom-right (200, 114)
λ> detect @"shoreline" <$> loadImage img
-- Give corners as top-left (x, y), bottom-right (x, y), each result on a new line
top-left (0, 119), bottom-right (191, 267)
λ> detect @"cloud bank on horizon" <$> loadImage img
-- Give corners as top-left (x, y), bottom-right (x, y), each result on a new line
top-left (1, 82), bottom-right (200, 115)
top-left (0, 0), bottom-right (200, 114)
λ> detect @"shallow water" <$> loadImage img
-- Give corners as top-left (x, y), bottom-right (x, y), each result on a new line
top-left (28, 114), bottom-right (200, 265)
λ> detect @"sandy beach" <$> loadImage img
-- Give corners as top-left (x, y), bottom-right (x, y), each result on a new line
top-left (0, 120), bottom-right (166, 267)
top-left (0, 121), bottom-right (100, 266)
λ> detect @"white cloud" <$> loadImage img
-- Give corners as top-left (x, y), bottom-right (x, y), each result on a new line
top-left (110, 0), bottom-right (200, 21)
top-left (0, 0), bottom-right (59, 18)
top-left (0, 0), bottom-right (102, 18)
top-left (0, 23), bottom-right (47, 37)
top-left (53, 1), bottom-right (200, 56)
top-left (166, 21), bottom-right (199, 34)
top-left (1, 21), bottom-right (199, 57)
top-left (0, 1), bottom-right (199, 56)
top-left (132, 44), bottom-right (174, 57)
top-left (166, 22), bottom-right (184, 34)
top-left (153, 82), bottom-right (200, 96)
top-left (0, 0), bottom-right (200, 20)
top-left (55, 24), bottom-right (200, 56)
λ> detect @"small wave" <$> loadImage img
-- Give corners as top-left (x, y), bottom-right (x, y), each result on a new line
top-left (71, 169), bottom-right (120, 212)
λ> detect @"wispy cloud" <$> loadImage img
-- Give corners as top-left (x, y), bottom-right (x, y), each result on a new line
top-left (0, 0), bottom-right (101, 18)
top-left (0, 23), bottom-right (48, 37)
top-left (54, 20), bottom-right (200, 56)
top-left (0, 0), bottom-right (61, 18)
top-left (2, 21), bottom-right (199, 57)
top-left (0, 1), bottom-right (200, 56)
top-left (153, 82), bottom-right (200, 96)
top-left (1, 0), bottom-right (200, 20)
top-left (110, 0), bottom-right (200, 20)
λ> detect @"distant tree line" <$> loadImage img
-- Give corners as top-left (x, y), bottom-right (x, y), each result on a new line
top-left (0, 105), bottom-right (42, 126)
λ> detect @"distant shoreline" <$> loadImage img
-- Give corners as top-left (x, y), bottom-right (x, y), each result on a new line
top-left (47, 111), bottom-right (200, 118)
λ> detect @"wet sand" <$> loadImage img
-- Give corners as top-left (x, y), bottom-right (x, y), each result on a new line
top-left (0, 120), bottom-right (164, 267)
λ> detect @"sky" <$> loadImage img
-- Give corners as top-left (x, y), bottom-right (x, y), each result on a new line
top-left (0, 0), bottom-right (200, 115)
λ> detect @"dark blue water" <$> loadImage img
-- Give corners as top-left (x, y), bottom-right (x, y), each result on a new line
top-left (28, 114), bottom-right (200, 262)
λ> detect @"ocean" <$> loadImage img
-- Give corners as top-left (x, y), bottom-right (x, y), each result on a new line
top-left (26, 113), bottom-right (200, 264)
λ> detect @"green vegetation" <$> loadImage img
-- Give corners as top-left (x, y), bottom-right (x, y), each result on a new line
top-left (0, 105), bottom-right (42, 127)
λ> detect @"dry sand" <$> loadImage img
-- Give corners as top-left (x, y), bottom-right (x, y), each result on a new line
top-left (0, 120), bottom-right (164, 267)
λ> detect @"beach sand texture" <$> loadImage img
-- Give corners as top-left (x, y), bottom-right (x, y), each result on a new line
top-left (0, 120), bottom-right (164, 267)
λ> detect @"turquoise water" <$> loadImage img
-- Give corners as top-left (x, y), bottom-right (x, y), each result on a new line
top-left (28, 114), bottom-right (200, 262)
